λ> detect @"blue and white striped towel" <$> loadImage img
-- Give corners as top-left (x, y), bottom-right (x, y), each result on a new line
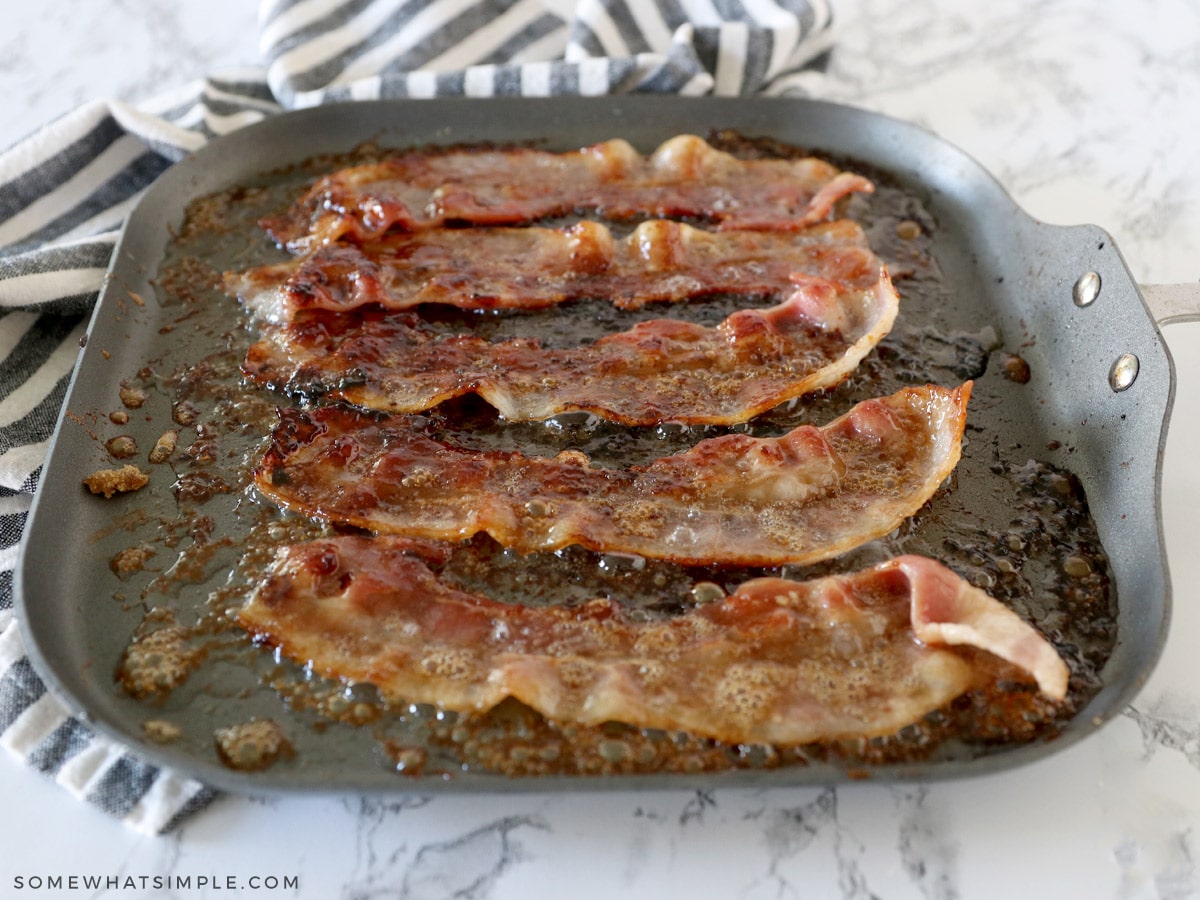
top-left (0, 0), bottom-right (834, 833)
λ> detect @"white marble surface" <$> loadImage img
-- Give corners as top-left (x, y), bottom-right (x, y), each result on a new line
top-left (5, 1), bottom-right (1200, 897)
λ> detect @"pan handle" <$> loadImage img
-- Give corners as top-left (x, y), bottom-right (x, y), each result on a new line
top-left (1141, 283), bottom-right (1200, 327)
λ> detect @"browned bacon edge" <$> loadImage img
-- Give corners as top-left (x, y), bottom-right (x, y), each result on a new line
top-left (238, 537), bottom-right (1068, 745)
top-left (226, 219), bottom-right (880, 324)
top-left (253, 383), bottom-right (972, 567)
top-left (260, 134), bottom-right (874, 251)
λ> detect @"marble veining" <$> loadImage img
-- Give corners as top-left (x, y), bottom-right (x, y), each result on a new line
top-left (891, 786), bottom-right (958, 900)
top-left (5, 0), bottom-right (1200, 897)
top-left (1125, 697), bottom-right (1200, 771)
top-left (749, 789), bottom-right (842, 898)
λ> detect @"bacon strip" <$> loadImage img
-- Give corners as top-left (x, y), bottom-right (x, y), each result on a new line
top-left (254, 384), bottom-right (971, 566)
top-left (243, 269), bottom-right (898, 428)
top-left (227, 219), bottom-right (881, 324)
top-left (238, 538), bottom-right (1068, 745)
top-left (240, 220), bottom-right (899, 425)
top-left (261, 135), bottom-right (874, 250)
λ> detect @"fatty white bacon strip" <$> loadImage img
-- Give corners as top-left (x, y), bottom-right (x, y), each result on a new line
top-left (260, 135), bottom-right (873, 250)
top-left (226, 219), bottom-right (882, 324)
top-left (241, 254), bottom-right (899, 426)
top-left (238, 539), bottom-right (1068, 745)
top-left (253, 383), bottom-right (971, 567)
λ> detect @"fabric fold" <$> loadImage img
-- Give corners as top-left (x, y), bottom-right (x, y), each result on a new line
top-left (265, 0), bottom-right (832, 103)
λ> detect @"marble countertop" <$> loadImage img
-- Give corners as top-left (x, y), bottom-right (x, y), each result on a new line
top-left (5, 1), bottom-right (1200, 897)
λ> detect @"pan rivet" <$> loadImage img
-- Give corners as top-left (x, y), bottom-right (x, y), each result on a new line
top-left (1109, 353), bottom-right (1139, 392)
top-left (1073, 271), bottom-right (1101, 307)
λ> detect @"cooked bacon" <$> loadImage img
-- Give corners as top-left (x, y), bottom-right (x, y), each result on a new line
top-left (254, 384), bottom-right (971, 566)
top-left (237, 538), bottom-right (1068, 745)
top-left (260, 135), bottom-right (874, 250)
top-left (227, 219), bottom-right (882, 324)
top-left (239, 219), bottom-right (899, 425)
top-left (242, 262), bottom-right (898, 426)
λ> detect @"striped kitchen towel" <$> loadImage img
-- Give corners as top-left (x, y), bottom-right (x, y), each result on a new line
top-left (0, 0), bottom-right (834, 833)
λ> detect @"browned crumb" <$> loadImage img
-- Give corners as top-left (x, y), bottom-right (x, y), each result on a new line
top-left (214, 719), bottom-right (294, 772)
top-left (83, 464), bottom-right (149, 498)
top-left (110, 543), bottom-right (156, 578)
top-left (173, 401), bottom-right (198, 427)
top-left (119, 385), bottom-right (148, 408)
top-left (148, 430), bottom-right (178, 464)
top-left (142, 719), bottom-right (182, 743)
top-left (105, 435), bottom-right (137, 459)
top-left (117, 608), bottom-right (200, 699)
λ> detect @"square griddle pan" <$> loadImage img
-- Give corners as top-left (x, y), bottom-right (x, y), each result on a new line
top-left (15, 96), bottom-right (1176, 795)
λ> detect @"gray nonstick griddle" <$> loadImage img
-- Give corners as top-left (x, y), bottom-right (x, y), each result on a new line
top-left (15, 96), bottom-right (1185, 795)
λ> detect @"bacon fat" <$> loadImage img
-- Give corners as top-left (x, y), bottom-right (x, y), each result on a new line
top-left (260, 135), bottom-right (874, 250)
top-left (253, 383), bottom-right (971, 567)
top-left (237, 538), bottom-right (1067, 745)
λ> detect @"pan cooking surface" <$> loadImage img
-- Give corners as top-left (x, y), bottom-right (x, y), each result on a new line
top-left (17, 99), bottom-right (1168, 793)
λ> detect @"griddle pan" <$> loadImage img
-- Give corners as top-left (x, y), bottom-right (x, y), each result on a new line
top-left (15, 96), bottom-right (1184, 795)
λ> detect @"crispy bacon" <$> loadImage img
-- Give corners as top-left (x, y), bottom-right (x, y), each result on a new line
top-left (238, 219), bottom-right (899, 425)
top-left (254, 383), bottom-right (971, 567)
top-left (238, 538), bottom-right (1068, 745)
top-left (260, 135), bottom-right (874, 250)
top-left (227, 219), bottom-right (882, 324)
top-left (242, 264), bottom-right (898, 426)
